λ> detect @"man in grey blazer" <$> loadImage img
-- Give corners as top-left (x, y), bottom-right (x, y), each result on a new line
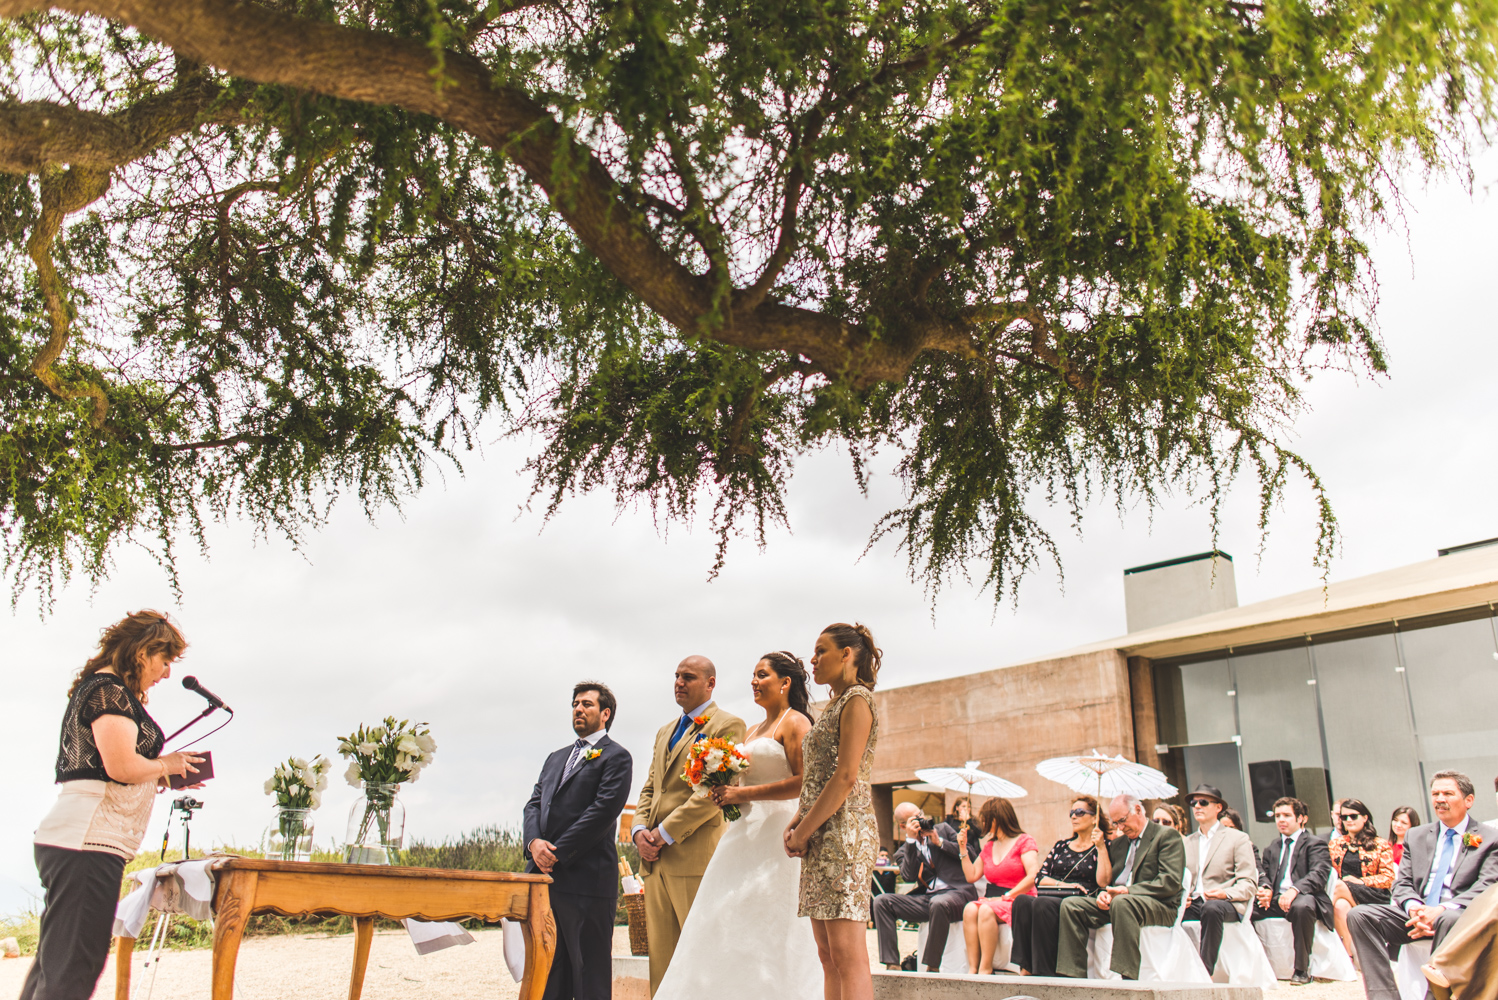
top-left (1348, 771), bottom-right (1498, 1000)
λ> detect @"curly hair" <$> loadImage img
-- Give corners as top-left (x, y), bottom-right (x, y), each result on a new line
top-left (68, 610), bottom-right (188, 702)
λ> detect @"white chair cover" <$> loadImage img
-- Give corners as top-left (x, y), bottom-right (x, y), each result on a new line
top-left (1394, 939), bottom-right (1433, 1000)
top-left (1254, 914), bottom-right (1358, 981)
top-left (1184, 894), bottom-right (1278, 988)
top-left (916, 910), bottom-right (1013, 973)
top-left (1086, 868), bottom-right (1210, 983)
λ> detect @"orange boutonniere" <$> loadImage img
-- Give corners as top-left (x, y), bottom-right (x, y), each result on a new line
top-left (1465, 832), bottom-right (1483, 849)
top-left (693, 713), bottom-right (712, 727)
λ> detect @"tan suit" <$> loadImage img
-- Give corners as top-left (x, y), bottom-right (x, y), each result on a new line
top-left (1184, 825), bottom-right (1259, 912)
top-left (1428, 882), bottom-right (1498, 1000)
top-left (633, 701), bottom-right (747, 993)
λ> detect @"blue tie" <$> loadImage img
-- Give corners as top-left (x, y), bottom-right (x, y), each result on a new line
top-left (668, 714), bottom-right (692, 751)
top-left (1426, 828), bottom-right (1459, 906)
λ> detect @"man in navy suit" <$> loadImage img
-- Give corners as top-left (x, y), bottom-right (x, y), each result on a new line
top-left (524, 682), bottom-right (633, 1000)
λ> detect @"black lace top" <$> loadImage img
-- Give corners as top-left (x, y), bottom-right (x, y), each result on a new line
top-left (1038, 838), bottom-right (1104, 894)
top-left (54, 673), bottom-right (164, 783)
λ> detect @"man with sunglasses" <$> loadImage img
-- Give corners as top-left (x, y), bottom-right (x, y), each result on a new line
top-left (1253, 796), bottom-right (1332, 985)
top-left (1180, 785), bottom-right (1258, 976)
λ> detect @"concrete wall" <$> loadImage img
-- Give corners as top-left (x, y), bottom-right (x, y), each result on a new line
top-left (1123, 553), bottom-right (1237, 633)
top-left (868, 649), bottom-right (1135, 849)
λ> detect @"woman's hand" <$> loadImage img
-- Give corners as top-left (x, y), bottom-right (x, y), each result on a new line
top-left (957, 828), bottom-right (968, 854)
top-left (159, 751), bottom-right (204, 778)
top-left (784, 821), bottom-right (809, 858)
top-left (711, 785), bottom-right (745, 807)
top-left (1090, 828), bottom-right (1104, 849)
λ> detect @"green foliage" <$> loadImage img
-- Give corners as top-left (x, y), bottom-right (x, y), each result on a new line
top-left (3, 0), bottom-right (1496, 604)
top-left (0, 909), bottom-right (39, 956)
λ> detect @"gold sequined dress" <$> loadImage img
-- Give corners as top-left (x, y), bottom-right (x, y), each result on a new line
top-left (796, 684), bottom-right (880, 920)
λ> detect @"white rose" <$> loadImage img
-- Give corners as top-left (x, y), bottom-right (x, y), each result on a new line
top-left (309, 791), bottom-right (323, 809)
top-left (356, 741), bottom-right (377, 756)
top-left (396, 735), bottom-right (420, 755)
top-left (413, 733), bottom-right (436, 753)
top-left (344, 762), bottom-right (362, 788)
top-left (315, 773), bottom-right (329, 791)
top-left (263, 777), bottom-right (277, 795)
top-left (292, 757), bottom-right (308, 769)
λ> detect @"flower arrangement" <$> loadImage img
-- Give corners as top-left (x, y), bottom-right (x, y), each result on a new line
top-left (1465, 831), bottom-right (1484, 849)
top-left (336, 717), bottom-right (437, 787)
top-left (263, 755), bottom-right (333, 810)
top-left (337, 717), bottom-right (436, 863)
top-left (682, 736), bottom-right (751, 820)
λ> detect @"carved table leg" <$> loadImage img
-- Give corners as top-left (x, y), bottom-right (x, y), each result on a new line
top-left (520, 883), bottom-right (556, 1000)
top-left (348, 917), bottom-right (375, 1000)
top-left (211, 870), bottom-right (258, 1000)
top-left (114, 937), bottom-right (134, 1000)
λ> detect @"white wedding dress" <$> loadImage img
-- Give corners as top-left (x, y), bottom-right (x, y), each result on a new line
top-left (653, 734), bottom-right (823, 1000)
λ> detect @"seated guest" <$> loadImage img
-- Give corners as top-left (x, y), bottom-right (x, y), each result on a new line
top-left (1011, 795), bottom-right (1112, 977)
top-left (946, 796), bottom-right (984, 845)
top-left (1331, 798), bottom-right (1348, 838)
top-left (876, 848), bottom-right (890, 866)
top-left (1221, 808), bottom-right (1260, 867)
top-left (1328, 797), bottom-right (1394, 959)
top-left (1389, 805), bottom-right (1419, 866)
top-left (1056, 793), bottom-right (1185, 980)
top-left (874, 802), bottom-right (979, 973)
top-left (957, 798), bottom-right (1040, 974)
top-left (1152, 803), bottom-right (1187, 833)
top-left (1252, 795), bottom-right (1332, 985)
top-left (1348, 771), bottom-right (1498, 1000)
top-left (1181, 784), bottom-right (1259, 975)
top-left (1422, 777), bottom-right (1498, 1000)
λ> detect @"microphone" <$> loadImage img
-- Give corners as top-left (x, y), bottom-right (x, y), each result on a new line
top-left (182, 676), bottom-right (233, 713)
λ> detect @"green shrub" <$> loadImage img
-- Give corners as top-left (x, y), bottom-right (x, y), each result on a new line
top-left (0, 911), bottom-right (39, 957)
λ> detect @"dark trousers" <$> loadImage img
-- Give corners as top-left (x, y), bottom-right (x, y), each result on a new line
top-left (1182, 897), bottom-right (1240, 973)
top-left (872, 884), bottom-right (978, 968)
top-left (21, 844), bottom-right (127, 1000)
top-left (1347, 902), bottom-right (1463, 1000)
top-left (1252, 893), bottom-right (1321, 976)
top-left (1010, 893), bottom-right (1066, 976)
top-left (542, 888), bottom-right (616, 1000)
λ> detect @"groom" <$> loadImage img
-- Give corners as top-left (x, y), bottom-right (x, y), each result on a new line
top-left (632, 655), bottom-right (746, 994)
top-left (524, 682), bottom-right (633, 1000)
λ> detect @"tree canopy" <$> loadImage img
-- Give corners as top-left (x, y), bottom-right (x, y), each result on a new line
top-left (0, 0), bottom-right (1493, 606)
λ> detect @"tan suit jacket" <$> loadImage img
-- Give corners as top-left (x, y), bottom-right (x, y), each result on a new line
top-left (1184, 824), bottom-right (1259, 914)
top-left (633, 701), bottom-right (747, 877)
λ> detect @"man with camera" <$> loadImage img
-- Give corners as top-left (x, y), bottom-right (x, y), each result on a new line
top-left (873, 802), bottom-right (980, 972)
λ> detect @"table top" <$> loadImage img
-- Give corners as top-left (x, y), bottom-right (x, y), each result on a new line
top-left (217, 858), bottom-right (552, 883)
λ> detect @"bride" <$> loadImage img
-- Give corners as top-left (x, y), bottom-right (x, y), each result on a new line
top-left (652, 651), bottom-right (822, 999)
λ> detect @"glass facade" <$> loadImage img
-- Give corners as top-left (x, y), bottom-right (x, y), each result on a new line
top-left (1154, 608), bottom-right (1498, 839)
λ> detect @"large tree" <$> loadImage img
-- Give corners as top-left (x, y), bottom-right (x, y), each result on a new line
top-left (0, 0), bottom-right (1492, 604)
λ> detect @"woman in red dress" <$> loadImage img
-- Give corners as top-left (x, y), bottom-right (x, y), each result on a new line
top-left (957, 798), bottom-right (1041, 974)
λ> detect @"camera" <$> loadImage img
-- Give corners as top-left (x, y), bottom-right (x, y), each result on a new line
top-left (917, 816), bottom-right (935, 832)
top-left (172, 796), bottom-right (204, 814)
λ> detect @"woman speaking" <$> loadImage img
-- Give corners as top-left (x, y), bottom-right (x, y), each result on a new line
top-left (22, 610), bottom-right (203, 1000)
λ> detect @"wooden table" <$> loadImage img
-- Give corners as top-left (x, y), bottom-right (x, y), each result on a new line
top-left (113, 859), bottom-right (555, 1000)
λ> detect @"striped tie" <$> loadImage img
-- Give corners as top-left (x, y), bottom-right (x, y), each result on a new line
top-left (562, 739), bottom-right (588, 781)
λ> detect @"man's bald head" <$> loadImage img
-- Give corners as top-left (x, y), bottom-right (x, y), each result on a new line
top-left (674, 655), bottom-right (717, 711)
top-left (893, 802), bottom-right (920, 824)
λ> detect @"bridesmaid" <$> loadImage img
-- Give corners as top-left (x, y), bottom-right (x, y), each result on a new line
top-left (785, 622), bottom-right (882, 1000)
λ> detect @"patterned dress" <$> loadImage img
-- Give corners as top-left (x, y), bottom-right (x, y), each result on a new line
top-left (796, 684), bottom-right (880, 920)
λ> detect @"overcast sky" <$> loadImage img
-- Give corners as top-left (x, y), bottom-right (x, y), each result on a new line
top-left (4, 150), bottom-right (1496, 913)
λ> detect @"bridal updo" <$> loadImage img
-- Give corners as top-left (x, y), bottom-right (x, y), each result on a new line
top-left (820, 622), bottom-right (882, 690)
top-left (761, 650), bottom-right (815, 722)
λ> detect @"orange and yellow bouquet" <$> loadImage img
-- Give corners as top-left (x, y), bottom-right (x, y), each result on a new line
top-left (682, 737), bottom-right (751, 820)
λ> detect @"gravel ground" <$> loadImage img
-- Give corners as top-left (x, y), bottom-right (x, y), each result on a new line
top-left (0, 925), bottom-right (1371, 998)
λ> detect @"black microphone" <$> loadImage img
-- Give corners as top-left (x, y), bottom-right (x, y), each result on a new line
top-left (182, 676), bottom-right (233, 713)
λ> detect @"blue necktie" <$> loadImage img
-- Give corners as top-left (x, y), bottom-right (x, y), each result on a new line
top-left (1427, 828), bottom-right (1459, 906)
top-left (668, 714), bottom-right (692, 751)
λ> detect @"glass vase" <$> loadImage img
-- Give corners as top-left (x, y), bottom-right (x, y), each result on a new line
top-left (345, 782), bottom-right (405, 864)
top-left (267, 807), bottom-right (315, 862)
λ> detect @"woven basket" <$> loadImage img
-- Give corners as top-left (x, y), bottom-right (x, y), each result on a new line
top-left (622, 893), bottom-right (648, 955)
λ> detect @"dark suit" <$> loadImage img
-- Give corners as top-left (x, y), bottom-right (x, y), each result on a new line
top-left (523, 733), bottom-right (633, 1000)
top-left (1347, 819), bottom-right (1498, 1000)
top-left (1057, 821), bottom-right (1185, 979)
top-left (1252, 829), bottom-right (1332, 977)
top-left (872, 822), bottom-right (979, 969)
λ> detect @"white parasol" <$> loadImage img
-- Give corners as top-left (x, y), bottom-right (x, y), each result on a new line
top-left (1035, 749), bottom-right (1177, 801)
top-left (912, 760), bottom-right (1028, 798)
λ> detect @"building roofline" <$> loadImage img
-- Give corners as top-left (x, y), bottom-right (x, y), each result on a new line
top-left (1123, 550), bottom-right (1233, 576)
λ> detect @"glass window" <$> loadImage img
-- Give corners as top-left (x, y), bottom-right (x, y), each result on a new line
top-left (1311, 634), bottom-right (1427, 834)
top-left (1160, 658), bottom-right (1236, 746)
top-left (1401, 617), bottom-right (1498, 824)
top-left (1234, 646), bottom-right (1329, 841)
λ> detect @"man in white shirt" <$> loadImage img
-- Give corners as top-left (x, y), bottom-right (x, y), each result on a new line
top-left (1349, 771), bottom-right (1498, 1000)
top-left (1252, 796), bottom-right (1331, 985)
top-left (1180, 784), bottom-right (1258, 975)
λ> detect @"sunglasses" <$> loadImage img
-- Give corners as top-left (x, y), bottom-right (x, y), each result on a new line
top-left (1339, 813), bottom-right (1363, 823)
top-left (1188, 798), bottom-right (1216, 808)
top-left (1156, 817), bottom-right (1175, 826)
top-left (1069, 808), bottom-right (1096, 818)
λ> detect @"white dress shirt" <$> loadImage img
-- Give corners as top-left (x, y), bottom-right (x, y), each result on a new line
top-left (1275, 829), bottom-right (1303, 891)
top-left (1407, 815), bottom-right (1472, 912)
top-left (632, 701), bottom-right (713, 846)
top-left (1193, 820), bottom-right (1219, 899)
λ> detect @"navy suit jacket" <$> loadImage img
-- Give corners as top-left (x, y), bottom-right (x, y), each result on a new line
top-left (522, 733), bottom-right (633, 898)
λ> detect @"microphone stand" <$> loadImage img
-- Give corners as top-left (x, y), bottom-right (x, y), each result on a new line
top-left (163, 705), bottom-right (227, 747)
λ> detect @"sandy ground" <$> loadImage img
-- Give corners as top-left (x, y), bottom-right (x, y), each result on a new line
top-left (0, 925), bottom-right (1371, 999)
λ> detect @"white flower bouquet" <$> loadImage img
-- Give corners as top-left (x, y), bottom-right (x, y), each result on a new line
top-left (337, 717), bottom-right (436, 862)
top-left (263, 755), bottom-right (331, 860)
